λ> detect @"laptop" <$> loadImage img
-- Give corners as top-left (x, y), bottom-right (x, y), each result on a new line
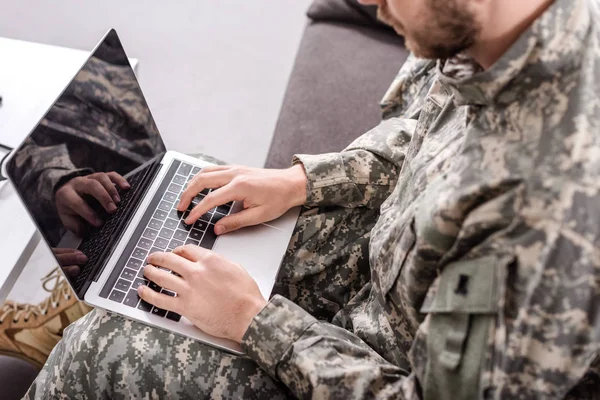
top-left (3, 29), bottom-right (300, 354)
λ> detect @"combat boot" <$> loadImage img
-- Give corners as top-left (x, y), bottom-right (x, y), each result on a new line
top-left (0, 267), bottom-right (92, 369)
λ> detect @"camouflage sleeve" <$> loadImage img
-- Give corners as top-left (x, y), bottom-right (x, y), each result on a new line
top-left (293, 117), bottom-right (416, 209)
top-left (242, 295), bottom-right (414, 399)
top-left (10, 138), bottom-right (91, 218)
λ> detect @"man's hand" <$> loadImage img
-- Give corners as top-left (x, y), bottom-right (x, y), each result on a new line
top-left (138, 245), bottom-right (267, 343)
top-left (55, 172), bottom-right (130, 236)
top-left (177, 164), bottom-right (307, 235)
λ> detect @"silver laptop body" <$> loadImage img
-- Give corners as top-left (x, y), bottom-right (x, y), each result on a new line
top-left (5, 29), bottom-right (299, 354)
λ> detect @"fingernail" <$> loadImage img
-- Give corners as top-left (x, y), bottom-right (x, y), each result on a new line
top-left (124, 183), bottom-right (131, 189)
top-left (215, 225), bottom-right (224, 235)
top-left (76, 254), bottom-right (88, 263)
top-left (108, 202), bottom-right (117, 212)
top-left (94, 219), bottom-right (103, 227)
top-left (137, 285), bottom-right (144, 294)
top-left (113, 194), bottom-right (121, 203)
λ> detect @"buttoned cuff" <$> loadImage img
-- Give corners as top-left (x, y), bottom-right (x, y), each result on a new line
top-left (292, 153), bottom-right (361, 208)
top-left (241, 295), bottom-right (317, 378)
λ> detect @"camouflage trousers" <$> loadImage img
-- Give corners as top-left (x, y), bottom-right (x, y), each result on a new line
top-left (25, 204), bottom-right (379, 399)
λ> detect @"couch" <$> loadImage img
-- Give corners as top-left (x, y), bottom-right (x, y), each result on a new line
top-left (2, 1), bottom-right (409, 398)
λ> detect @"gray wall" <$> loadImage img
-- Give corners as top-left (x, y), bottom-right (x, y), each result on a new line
top-left (0, 0), bottom-right (311, 167)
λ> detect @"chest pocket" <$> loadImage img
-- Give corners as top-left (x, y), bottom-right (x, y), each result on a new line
top-left (418, 254), bottom-right (511, 400)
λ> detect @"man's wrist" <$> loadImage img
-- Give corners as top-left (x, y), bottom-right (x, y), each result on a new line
top-left (286, 164), bottom-right (308, 207)
top-left (233, 297), bottom-right (268, 344)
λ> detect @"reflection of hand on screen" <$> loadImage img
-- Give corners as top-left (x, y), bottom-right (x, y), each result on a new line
top-left (54, 172), bottom-right (130, 236)
top-left (52, 247), bottom-right (88, 278)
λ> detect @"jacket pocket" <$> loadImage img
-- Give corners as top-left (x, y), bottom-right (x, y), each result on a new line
top-left (416, 254), bottom-right (511, 400)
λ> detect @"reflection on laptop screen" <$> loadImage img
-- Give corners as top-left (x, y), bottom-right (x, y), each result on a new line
top-left (7, 30), bottom-right (166, 296)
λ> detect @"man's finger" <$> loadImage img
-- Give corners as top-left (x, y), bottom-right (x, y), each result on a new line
top-left (79, 179), bottom-right (117, 213)
top-left (178, 170), bottom-right (235, 212)
top-left (214, 207), bottom-right (264, 235)
top-left (172, 244), bottom-right (211, 263)
top-left (185, 184), bottom-right (238, 225)
top-left (63, 187), bottom-right (102, 227)
top-left (147, 251), bottom-right (193, 278)
top-left (107, 171), bottom-right (130, 190)
top-left (92, 173), bottom-right (121, 204)
top-left (137, 285), bottom-right (179, 312)
top-left (143, 265), bottom-right (186, 293)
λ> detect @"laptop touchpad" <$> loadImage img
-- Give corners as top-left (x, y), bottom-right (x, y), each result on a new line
top-left (212, 223), bottom-right (289, 299)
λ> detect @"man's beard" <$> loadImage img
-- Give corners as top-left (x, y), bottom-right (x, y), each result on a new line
top-left (377, 0), bottom-right (481, 60)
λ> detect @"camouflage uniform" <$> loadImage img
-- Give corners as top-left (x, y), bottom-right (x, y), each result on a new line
top-left (26, 0), bottom-right (600, 398)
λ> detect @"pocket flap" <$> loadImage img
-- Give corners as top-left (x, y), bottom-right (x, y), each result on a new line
top-left (420, 255), bottom-right (503, 314)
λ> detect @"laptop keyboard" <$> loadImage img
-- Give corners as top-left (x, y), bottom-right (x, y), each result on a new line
top-left (75, 165), bottom-right (149, 288)
top-left (103, 161), bottom-right (233, 322)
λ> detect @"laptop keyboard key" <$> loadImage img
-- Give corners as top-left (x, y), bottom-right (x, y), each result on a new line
top-left (148, 219), bottom-right (162, 231)
top-left (163, 192), bottom-right (177, 202)
top-left (154, 237), bottom-right (169, 249)
top-left (191, 166), bottom-right (201, 175)
top-left (185, 238), bottom-right (199, 246)
top-left (164, 218), bottom-right (178, 229)
top-left (168, 183), bottom-right (182, 194)
top-left (109, 290), bottom-right (126, 303)
top-left (159, 228), bottom-right (174, 239)
top-left (127, 258), bottom-right (142, 270)
top-left (193, 220), bottom-right (208, 231)
top-left (149, 281), bottom-right (162, 292)
top-left (169, 209), bottom-right (182, 220)
top-left (151, 307), bottom-right (167, 317)
top-left (178, 163), bottom-right (192, 176)
top-left (211, 212), bottom-right (226, 223)
top-left (189, 229), bottom-right (203, 241)
top-left (217, 204), bottom-right (231, 214)
top-left (123, 290), bottom-right (140, 308)
top-left (132, 248), bottom-right (148, 260)
top-left (200, 188), bottom-right (210, 196)
top-left (174, 230), bottom-right (188, 241)
top-left (148, 247), bottom-right (163, 257)
top-left (168, 239), bottom-right (184, 249)
top-left (143, 228), bottom-right (158, 240)
top-left (138, 300), bottom-right (153, 312)
top-left (137, 238), bottom-right (153, 250)
top-left (115, 279), bottom-right (131, 292)
top-left (132, 278), bottom-right (148, 290)
top-left (158, 201), bottom-right (173, 211)
top-left (121, 268), bottom-right (137, 281)
top-left (200, 228), bottom-right (217, 250)
top-left (179, 220), bottom-right (192, 231)
top-left (173, 175), bottom-right (186, 185)
top-left (166, 312), bottom-right (182, 322)
top-left (153, 209), bottom-right (168, 221)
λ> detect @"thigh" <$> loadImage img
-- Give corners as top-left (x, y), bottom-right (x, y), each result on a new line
top-left (273, 206), bottom-right (379, 321)
top-left (25, 309), bottom-right (291, 400)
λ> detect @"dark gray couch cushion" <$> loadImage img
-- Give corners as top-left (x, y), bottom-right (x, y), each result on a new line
top-left (307, 0), bottom-right (387, 28)
top-left (0, 356), bottom-right (38, 399)
top-left (264, 20), bottom-right (408, 168)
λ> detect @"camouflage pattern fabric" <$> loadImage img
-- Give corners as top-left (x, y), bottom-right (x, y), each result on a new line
top-left (26, 0), bottom-right (600, 398)
top-left (9, 52), bottom-right (165, 245)
top-left (25, 204), bottom-right (378, 399)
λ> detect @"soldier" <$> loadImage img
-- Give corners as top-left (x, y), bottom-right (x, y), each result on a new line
top-left (23, 0), bottom-right (600, 398)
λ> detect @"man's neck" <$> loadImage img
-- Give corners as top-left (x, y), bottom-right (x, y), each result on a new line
top-left (468, 0), bottom-right (555, 70)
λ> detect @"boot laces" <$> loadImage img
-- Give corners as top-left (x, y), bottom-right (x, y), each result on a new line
top-left (0, 267), bottom-right (71, 324)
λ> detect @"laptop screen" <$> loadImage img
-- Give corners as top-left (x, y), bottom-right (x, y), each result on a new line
top-left (7, 29), bottom-right (166, 294)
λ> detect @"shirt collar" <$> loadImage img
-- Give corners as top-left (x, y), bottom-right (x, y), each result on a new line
top-left (437, 0), bottom-right (591, 106)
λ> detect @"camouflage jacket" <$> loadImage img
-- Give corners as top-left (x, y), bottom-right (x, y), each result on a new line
top-left (242, 0), bottom-right (600, 398)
